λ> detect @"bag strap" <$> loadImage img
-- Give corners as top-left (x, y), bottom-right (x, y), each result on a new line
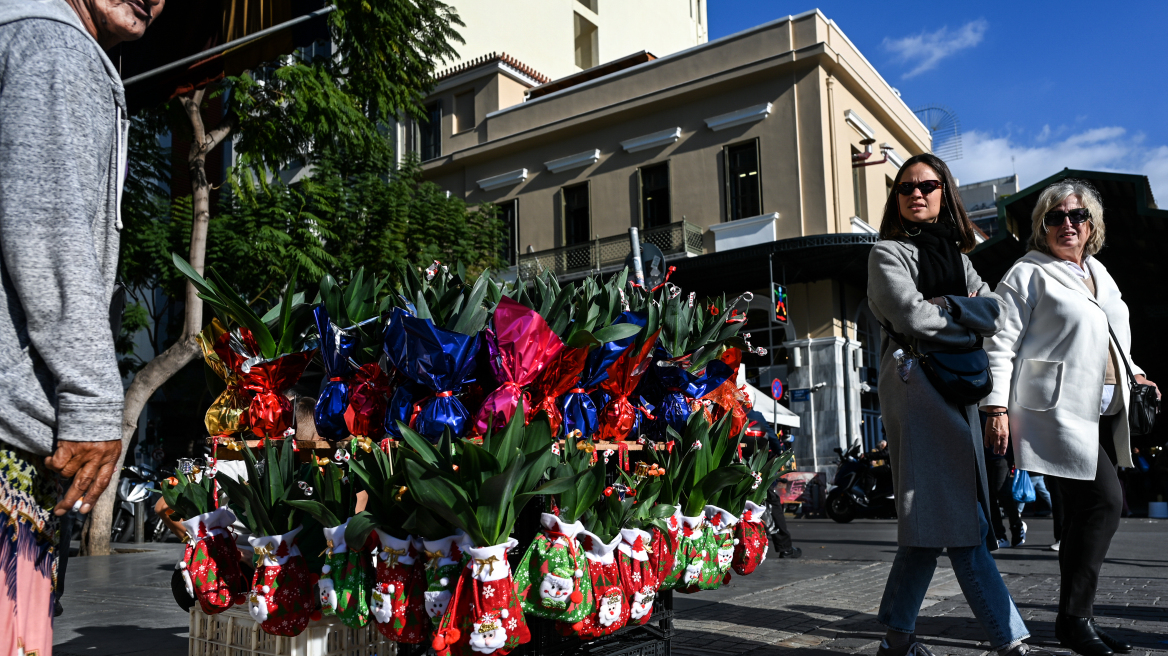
top-left (1105, 323), bottom-right (1139, 388)
top-left (876, 318), bottom-right (918, 356)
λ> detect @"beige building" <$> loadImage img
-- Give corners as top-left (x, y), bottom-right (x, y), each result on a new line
top-left (414, 10), bottom-right (931, 474)
top-left (444, 0), bottom-right (707, 82)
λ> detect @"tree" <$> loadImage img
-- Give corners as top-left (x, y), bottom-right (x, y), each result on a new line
top-left (87, 0), bottom-right (466, 555)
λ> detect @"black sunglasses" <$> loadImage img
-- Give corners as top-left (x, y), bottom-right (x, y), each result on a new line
top-left (895, 180), bottom-right (944, 196)
top-left (1043, 208), bottom-right (1092, 227)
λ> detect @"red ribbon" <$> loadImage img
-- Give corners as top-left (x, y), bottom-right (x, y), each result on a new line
top-left (618, 442), bottom-right (629, 471)
top-left (436, 391), bottom-right (453, 398)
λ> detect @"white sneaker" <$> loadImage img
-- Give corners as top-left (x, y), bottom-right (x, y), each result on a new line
top-left (997, 538), bottom-right (1011, 549)
top-left (1012, 521), bottom-right (1027, 547)
top-left (1050, 541), bottom-right (1060, 552)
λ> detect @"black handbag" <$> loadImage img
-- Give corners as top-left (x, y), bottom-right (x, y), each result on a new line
top-left (1107, 325), bottom-right (1159, 435)
top-left (880, 320), bottom-right (993, 406)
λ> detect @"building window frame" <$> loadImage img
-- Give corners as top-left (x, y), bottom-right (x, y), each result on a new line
top-left (498, 199), bottom-right (519, 266)
top-left (561, 181), bottom-right (592, 247)
top-left (417, 100), bottom-right (442, 161)
top-left (723, 138), bottom-right (762, 221)
top-left (851, 146), bottom-right (868, 222)
top-left (453, 90), bottom-right (475, 134)
top-left (638, 160), bottom-right (672, 230)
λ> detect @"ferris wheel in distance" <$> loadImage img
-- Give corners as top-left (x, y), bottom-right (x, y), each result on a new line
top-left (913, 105), bottom-right (963, 162)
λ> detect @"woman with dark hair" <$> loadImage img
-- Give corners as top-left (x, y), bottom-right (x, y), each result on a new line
top-left (868, 154), bottom-right (1033, 656)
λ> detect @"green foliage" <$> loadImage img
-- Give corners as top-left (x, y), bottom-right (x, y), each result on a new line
top-left (159, 468), bottom-right (215, 522)
top-left (345, 441), bottom-right (426, 546)
top-left (551, 432), bottom-right (607, 525)
top-left (216, 438), bottom-right (304, 537)
top-left (392, 257), bottom-right (499, 336)
top-left (583, 464), bottom-right (666, 543)
top-left (647, 413), bottom-right (750, 517)
top-left (399, 403), bottom-right (576, 547)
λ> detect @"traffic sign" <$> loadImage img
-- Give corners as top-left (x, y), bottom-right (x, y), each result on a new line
top-left (790, 388), bottom-right (810, 402)
top-left (771, 379), bottom-right (783, 400)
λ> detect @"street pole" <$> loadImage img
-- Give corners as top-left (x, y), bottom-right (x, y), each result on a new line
top-left (628, 228), bottom-right (645, 287)
top-left (768, 252), bottom-right (777, 439)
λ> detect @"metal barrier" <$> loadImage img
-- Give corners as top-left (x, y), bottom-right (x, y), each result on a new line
top-left (518, 221), bottom-right (704, 280)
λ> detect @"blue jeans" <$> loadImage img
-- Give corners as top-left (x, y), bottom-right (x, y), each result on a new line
top-left (877, 504), bottom-right (1029, 649)
top-left (1017, 473), bottom-right (1052, 515)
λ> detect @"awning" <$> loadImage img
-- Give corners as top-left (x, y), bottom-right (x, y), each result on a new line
top-left (742, 383), bottom-right (801, 428)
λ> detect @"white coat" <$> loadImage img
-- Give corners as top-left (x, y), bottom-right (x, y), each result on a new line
top-left (981, 250), bottom-right (1142, 480)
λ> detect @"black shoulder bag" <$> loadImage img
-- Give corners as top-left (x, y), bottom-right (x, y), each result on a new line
top-left (880, 320), bottom-right (993, 406)
top-left (1106, 325), bottom-right (1159, 435)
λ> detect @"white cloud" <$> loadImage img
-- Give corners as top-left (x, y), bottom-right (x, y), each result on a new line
top-left (947, 127), bottom-right (1168, 199)
top-left (883, 19), bottom-right (988, 79)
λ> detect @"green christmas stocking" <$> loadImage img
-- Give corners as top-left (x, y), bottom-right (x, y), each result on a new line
top-left (514, 513), bottom-right (593, 622)
top-left (318, 521), bottom-right (369, 628)
top-left (704, 505), bottom-right (740, 587)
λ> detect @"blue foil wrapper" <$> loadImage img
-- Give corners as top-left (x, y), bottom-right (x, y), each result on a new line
top-left (383, 308), bottom-right (481, 441)
top-left (384, 384), bottom-right (419, 438)
top-left (652, 357), bottom-right (734, 437)
top-left (313, 306), bottom-right (357, 439)
top-left (559, 312), bottom-right (647, 439)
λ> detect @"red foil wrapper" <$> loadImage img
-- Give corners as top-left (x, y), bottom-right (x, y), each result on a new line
top-left (707, 348), bottom-right (751, 437)
top-left (344, 363), bottom-right (391, 438)
top-left (526, 347), bottom-right (589, 435)
top-left (472, 296), bottom-right (566, 435)
top-left (595, 330), bottom-right (661, 442)
top-left (241, 350), bottom-right (316, 439)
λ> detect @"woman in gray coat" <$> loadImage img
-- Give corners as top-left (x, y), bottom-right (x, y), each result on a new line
top-left (867, 154), bottom-right (1030, 656)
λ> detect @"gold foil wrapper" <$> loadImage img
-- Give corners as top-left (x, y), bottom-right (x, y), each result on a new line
top-left (198, 319), bottom-right (250, 436)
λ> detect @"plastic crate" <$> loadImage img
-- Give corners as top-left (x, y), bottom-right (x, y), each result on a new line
top-left (189, 606), bottom-right (397, 656)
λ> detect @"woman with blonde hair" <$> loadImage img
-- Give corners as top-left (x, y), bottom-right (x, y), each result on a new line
top-left (982, 179), bottom-right (1158, 656)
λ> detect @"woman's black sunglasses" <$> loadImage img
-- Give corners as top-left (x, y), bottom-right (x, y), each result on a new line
top-left (895, 180), bottom-right (944, 196)
top-left (1043, 208), bottom-right (1092, 227)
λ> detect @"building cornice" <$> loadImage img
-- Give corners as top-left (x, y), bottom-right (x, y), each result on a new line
top-left (477, 168), bottom-right (528, 191)
top-left (544, 149), bottom-right (601, 174)
top-left (620, 128), bottom-right (682, 153)
top-left (705, 103), bottom-right (772, 131)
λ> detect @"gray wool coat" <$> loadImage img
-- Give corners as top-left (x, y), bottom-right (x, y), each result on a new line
top-left (867, 240), bottom-right (1008, 549)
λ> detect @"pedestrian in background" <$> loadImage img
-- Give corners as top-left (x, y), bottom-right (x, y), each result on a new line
top-left (0, 0), bottom-right (165, 650)
top-left (982, 430), bottom-right (1027, 548)
top-left (1018, 472), bottom-right (1053, 518)
top-left (868, 154), bottom-right (1033, 656)
top-left (982, 179), bottom-right (1157, 656)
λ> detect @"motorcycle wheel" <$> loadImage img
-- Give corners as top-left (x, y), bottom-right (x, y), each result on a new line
top-left (111, 515), bottom-right (133, 543)
top-left (826, 493), bottom-right (857, 523)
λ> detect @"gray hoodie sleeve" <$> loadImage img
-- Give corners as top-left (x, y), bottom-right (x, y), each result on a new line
top-left (0, 35), bottom-right (123, 445)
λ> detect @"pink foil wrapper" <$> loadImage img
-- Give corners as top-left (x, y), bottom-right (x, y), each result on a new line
top-left (472, 296), bottom-right (566, 435)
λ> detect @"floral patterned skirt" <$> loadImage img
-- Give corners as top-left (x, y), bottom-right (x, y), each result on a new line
top-left (0, 447), bottom-right (60, 656)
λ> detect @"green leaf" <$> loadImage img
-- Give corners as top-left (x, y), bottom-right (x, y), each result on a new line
top-left (476, 450), bottom-right (524, 544)
top-left (275, 261), bottom-right (301, 354)
top-left (344, 511), bottom-right (379, 549)
top-left (592, 323), bottom-right (642, 344)
top-left (287, 499), bottom-right (341, 528)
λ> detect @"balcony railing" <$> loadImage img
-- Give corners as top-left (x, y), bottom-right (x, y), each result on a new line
top-left (518, 221), bottom-right (704, 281)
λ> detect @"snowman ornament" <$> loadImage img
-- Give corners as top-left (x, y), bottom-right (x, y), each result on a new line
top-left (423, 589), bottom-right (452, 618)
top-left (537, 572), bottom-right (575, 607)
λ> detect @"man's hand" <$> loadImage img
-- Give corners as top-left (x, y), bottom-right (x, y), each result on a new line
top-left (982, 406), bottom-right (1009, 456)
top-left (45, 440), bottom-right (122, 515)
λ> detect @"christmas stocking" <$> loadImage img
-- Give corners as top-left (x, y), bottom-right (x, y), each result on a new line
top-left (318, 521), bottom-right (370, 628)
top-left (704, 506), bottom-right (741, 587)
top-left (672, 514), bottom-right (715, 593)
top-left (433, 538), bottom-right (530, 656)
top-left (558, 531), bottom-right (628, 639)
top-left (422, 534), bottom-right (466, 630)
top-left (178, 507), bottom-right (245, 615)
top-left (513, 513), bottom-right (593, 622)
top-left (651, 506), bottom-right (682, 590)
top-left (618, 528), bottom-right (657, 625)
top-left (372, 530), bottom-right (427, 644)
top-left (732, 501), bottom-right (769, 576)
top-left (246, 526), bottom-right (312, 636)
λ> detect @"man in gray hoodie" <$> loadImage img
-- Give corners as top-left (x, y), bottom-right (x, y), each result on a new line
top-left (0, 0), bottom-right (163, 648)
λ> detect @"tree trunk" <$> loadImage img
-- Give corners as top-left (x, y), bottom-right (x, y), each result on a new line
top-left (83, 89), bottom-right (235, 556)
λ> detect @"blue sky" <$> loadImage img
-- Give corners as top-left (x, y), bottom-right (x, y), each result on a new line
top-left (708, 1), bottom-right (1168, 195)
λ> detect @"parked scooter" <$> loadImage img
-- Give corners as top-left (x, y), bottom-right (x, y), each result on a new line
top-left (825, 444), bottom-right (896, 523)
top-left (111, 464), bottom-right (166, 543)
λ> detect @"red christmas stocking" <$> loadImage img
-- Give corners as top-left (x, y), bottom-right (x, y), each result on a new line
top-left (559, 531), bottom-right (629, 639)
top-left (246, 526), bottom-right (312, 636)
top-left (178, 507), bottom-right (245, 615)
top-left (618, 528), bottom-right (657, 625)
top-left (372, 530), bottom-right (427, 644)
top-left (422, 534), bottom-right (466, 630)
top-left (434, 538), bottom-right (530, 656)
top-left (732, 501), bottom-right (769, 576)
